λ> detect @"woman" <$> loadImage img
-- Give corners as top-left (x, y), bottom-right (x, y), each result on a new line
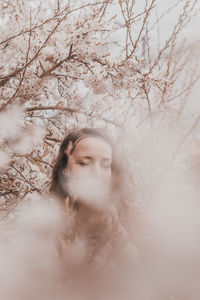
top-left (50, 128), bottom-right (121, 205)
top-left (49, 128), bottom-right (148, 300)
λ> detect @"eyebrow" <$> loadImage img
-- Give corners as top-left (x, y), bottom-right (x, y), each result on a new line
top-left (76, 156), bottom-right (111, 161)
top-left (76, 156), bottom-right (93, 160)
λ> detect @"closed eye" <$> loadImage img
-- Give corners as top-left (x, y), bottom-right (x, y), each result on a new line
top-left (77, 161), bottom-right (90, 166)
top-left (101, 160), bottom-right (111, 168)
top-left (102, 165), bottom-right (111, 169)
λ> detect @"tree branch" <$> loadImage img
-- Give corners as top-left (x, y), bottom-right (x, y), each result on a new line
top-left (25, 105), bottom-right (121, 127)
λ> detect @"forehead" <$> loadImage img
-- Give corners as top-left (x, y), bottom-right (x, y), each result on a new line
top-left (72, 136), bottom-right (112, 159)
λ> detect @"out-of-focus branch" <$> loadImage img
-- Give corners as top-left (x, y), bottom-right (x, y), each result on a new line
top-left (0, 1), bottom-right (107, 91)
top-left (45, 137), bottom-right (61, 143)
top-left (149, 0), bottom-right (184, 33)
top-left (25, 105), bottom-right (121, 127)
top-left (25, 105), bottom-right (78, 113)
top-left (142, 84), bottom-right (152, 124)
top-left (148, 0), bottom-right (198, 74)
top-left (73, 58), bottom-right (94, 75)
top-left (126, 0), bottom-right (156, 61)
top-left (0, 191), bottom-right (18, 197)
top-left (0, 1), bottom-right (107, 46)
top-left (0, 9), bottom-right (33, 111)
top-left (10, 164), bottom-right (41, 193)
top-left (99, 0), bottom-right (110, 21)
top-left (39, 44), bottom-right (75, 78)
top-left (0, 5), bottom-right (69, 46)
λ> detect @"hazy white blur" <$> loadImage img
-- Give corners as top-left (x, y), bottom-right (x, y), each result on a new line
top-left (1, 0), bottom-right (200, 299)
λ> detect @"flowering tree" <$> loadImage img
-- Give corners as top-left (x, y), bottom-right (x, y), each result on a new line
top-left (0, 0), bottom-right (199, 213)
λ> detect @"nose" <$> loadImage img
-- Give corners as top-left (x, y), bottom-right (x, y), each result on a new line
top-left (91, 162), bottom-right (102, 178)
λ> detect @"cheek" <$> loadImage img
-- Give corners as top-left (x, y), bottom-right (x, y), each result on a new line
top-left (67, 164), bottom-right (91, 179)
top-left (67, 159), bottom-right (82, 174)
top-left (103, 168), bottom-right (112, 184)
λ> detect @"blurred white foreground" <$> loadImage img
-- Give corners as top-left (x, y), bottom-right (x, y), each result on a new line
top-left (1, 121), bottom-right (200, 300)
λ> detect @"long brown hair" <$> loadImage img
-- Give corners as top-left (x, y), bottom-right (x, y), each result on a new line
top-left (49, 128), bottom-right (121, 203)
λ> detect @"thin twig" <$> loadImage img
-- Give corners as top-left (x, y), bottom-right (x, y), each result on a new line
top-left (39, 44), bottom-right (75, 78)
top-left (10, 165), bottom-right (40, 193)
top-left (0, 10), bottom-right (33, 111)
top-left (0, 1), bottom-right (107, 46)
top-left (25, 105), bottom-right (121, 127)
top-left (128, 0), bottom-right (156, 59)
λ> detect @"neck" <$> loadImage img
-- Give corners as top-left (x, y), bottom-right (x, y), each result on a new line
top-left (75, 202), bottom-right (108, 237)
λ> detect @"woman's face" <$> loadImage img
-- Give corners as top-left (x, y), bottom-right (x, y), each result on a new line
top-left (64, 136), bottom-right (112, 208)
top-left (66, 136), bottom-right (112, 183)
